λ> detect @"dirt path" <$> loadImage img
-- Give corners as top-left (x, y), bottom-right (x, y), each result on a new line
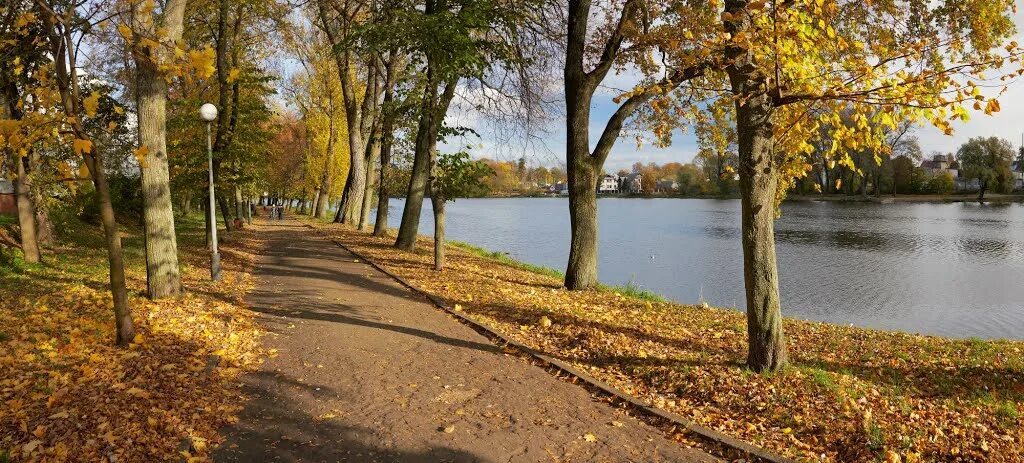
top-left (213, 221), bottom-right (717, 462)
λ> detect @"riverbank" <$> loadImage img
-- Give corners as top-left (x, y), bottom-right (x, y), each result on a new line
top-left (0, 215), bottom-right (265, 461)
top-left (304, 218), bottom-right (1023, 462)
top-left (788, 193), bottom-right (1024, 203)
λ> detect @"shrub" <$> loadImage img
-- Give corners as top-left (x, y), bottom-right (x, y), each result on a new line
top-left (927, 172), bottom-right (955, 195)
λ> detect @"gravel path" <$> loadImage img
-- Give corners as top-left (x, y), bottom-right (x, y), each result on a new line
top-left (213, 221), bottom-right (718, 462)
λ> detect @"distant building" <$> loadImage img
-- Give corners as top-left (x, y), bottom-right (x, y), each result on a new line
top-left (1013, 160), bottom-right (1024, 190)
top-left (548, 182), bottom-right (569, 196)
top-left (597, 175), bottom-right (619, 194)
top-left (0, 179), bottom-right (15, 215)
top-left (654, 179), bottom-right (678, 193)
top-left (920, 155), bottom-right (958, 179)
top-left (619, 173), bottom-right (643, 194)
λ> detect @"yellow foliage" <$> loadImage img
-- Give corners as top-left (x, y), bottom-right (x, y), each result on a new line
top-left (188, 47), bottom-right (217, 79)
top-left (82, 92), bottom-right (100, 118)
top-left (72, 139), bottom-right (93, 156)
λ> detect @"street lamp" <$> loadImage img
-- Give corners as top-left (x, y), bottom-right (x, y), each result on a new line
top-left (200, 103), bottom-right (221, 281)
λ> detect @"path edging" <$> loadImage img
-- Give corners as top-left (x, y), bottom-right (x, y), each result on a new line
top-left (303, 222), bottom-right (796, 463)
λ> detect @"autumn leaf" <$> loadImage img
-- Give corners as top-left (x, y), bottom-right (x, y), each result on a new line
top-left (72, 138), bottom-right (93, 156)
top-left (116, 23), bottom-right (133, 41)
top-left (134, 146), bottom-right (151, 168)
top-left (227, 68), bottom-right (241, 83)
top-left (83, 92), bottom-right (100, 117)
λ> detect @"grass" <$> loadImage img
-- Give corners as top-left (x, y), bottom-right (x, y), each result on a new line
top-left (601, 279), bottom-right (667, 302)
top-left (446, 239), bottom-right (672, 302)
top-left (448, 240), bottom-right (566, 280)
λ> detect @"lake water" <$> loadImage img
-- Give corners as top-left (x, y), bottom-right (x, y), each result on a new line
top-left (377, 198), bottom-right (1024, 340)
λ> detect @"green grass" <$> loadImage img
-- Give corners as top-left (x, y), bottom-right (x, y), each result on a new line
top-left (996, 400), bottom-right (1019, 425)
top-left (0, 214), bottom-right (16, 226)
top-left (449, 240), bottom-right (566, 279)
top-left (602, 279), bottom-right (667, 302)
top-left (808, 368), bottom-right (836, 391)
top-left (448, 240), bottom-right (672, 302)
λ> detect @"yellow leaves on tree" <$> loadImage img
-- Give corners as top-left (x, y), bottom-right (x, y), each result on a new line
top-left (82, 92), bottom-right (100, 118)
top-left (72, 138), bottom-right (93, 156)
top-left (188, 47), bottom-right (217, 79)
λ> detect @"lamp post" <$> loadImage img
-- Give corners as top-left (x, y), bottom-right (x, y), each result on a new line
top-left (200, 103), bottom-right (221, 281)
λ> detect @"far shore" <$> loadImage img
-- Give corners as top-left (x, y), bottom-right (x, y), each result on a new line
top-left (786, 193), bottom-right (1024, 204)
top-left (431, 192), bottom-right (1024, 203)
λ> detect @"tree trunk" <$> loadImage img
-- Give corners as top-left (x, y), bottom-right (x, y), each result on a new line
top-left (431, 191), bottom-right (445, 271)
top-left (334, 167), bottom-right (352, 223)
top-left (34, 204), bottom-right (55, 246)
top-left (234, 185), bottom-right (244, 226)
top-left (85, 152), bottom-right (136, 345)
top-left (374, 128), bottom-right (392, 237)
top-left (134, 0), bottom-right (186, 299)
top-left (395, 75), bottom-right (455, 250)
top-left (725, 0), bottom-right (787, 373)
top-left (565, 151), bottom-right (599, 289)
top-left (339, 61), bottom-right (366, 227)
top-left (29, 150), bottom-right (54, 246)
top-left (315, 114), bottom-right (336, 219)
top-left (14, 155), bottom-right (41, 263)
top-left (374, 52), bottom-right (399, 237)
top-left (218, 194), bottom-right (234, 231)
top-left (359, 132), bottom-right (380, 231)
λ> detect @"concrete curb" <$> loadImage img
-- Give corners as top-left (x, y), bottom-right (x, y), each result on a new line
top-left (301, 221), bottom-right (796, 463)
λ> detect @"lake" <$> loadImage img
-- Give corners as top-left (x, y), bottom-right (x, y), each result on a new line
top-left (376, 198), bottom-right (1024, 340)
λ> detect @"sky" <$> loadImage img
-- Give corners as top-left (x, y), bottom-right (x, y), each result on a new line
top-left (436, 7), bottom-right (1024, 173)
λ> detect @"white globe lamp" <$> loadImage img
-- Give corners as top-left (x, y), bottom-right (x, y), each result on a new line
top-left (200, 103), bottom-right (218, 122)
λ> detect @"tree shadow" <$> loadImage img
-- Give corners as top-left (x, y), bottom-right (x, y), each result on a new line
top-left (451, 300), bottom-right (1024, 402)
top-left (213, 369), bottom-right (485, 463)
top-left (246, 288), bottom-right (499, 354)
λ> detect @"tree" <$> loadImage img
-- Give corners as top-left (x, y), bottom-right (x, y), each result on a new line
top-left (958, 137), bottom-right (1016, 200)
top-left (695, 100), bottom-right (738, 196)
top-left (120, 0), bottom-right (188, 298)
top-left (1, 0), bottom-right (45, 264)
top-left (388, 0), bottom-right (537, 250)
top-left (429, 150), bottom-right (492, 270)
top-left (315, 0), bottom-right (381, 228)
top-left (561, 0), bottom-right (718, 289)
top-left (676, 164), bottom-right (708, 196)
top-left (283, 15), bottom-right (350, 219)
top-left (696, 0), bottom-right (1020, 372)
top-left (892, 155), bottom-right (918, 195)
top-left (927, 171), bottom-right (955, 195)
top-left (36, 0), bottom-right (137, 345)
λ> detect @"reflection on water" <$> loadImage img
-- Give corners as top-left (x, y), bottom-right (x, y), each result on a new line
top-left (379, 198), bottom-right (1024, 340)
